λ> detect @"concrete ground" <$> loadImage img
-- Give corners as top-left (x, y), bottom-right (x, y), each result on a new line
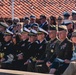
top-left (0, 69), bottom-right (53, 75)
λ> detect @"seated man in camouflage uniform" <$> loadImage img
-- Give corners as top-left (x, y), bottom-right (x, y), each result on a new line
top-left (49, 25), bottom-right (73, 75)
top-left (63, 30), bottom-right (76, 75)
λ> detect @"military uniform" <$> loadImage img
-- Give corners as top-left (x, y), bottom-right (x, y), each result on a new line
top-left (27, 28), bottom-right (48, 72)
top-left (0, 30), bottom-right (14, 69)
top-left (12, 27), bottom-right (30, 70)
top-left (35, 39), bottom-right (47, 60)
top-left (31, 23), bottom-right (39, 31)
top-left (12, 39), bottom-right (30, 70)
top-left (67, 29), bottom-right (73, 39)
top-left (50, 26), bottom-right (73, 75)
top-left (55, 38), bottom-right (73, 60)
top-left (63, 20), bottom-right (73, 39)
top-left (29, 15), bottom-right (37, 28)
top-left (0, 32), bottom-right (4, 43)
top-left (35, 26), bottom-right (60, 73)
top-left (1, 41), bottom-right (14, 61)
top-left (26, 29), bottom-right (38, 60)
top-left (35, 38), bottom-right (60, 73)
top-left (23, 17), bottom-right (30, 29)
top-left (1, 41), bottom-right (14, 69)
top-left (23, 24), bottom-right (30, 29)
top-left (44, 38), bottom-right (60, 62)
top-left (25, 29), bottom-right (38, 60)
top-left (0, 32), bottom-right (4, 58)
top-left (63, 46), bottom-right (76, 75)
top-left (0, 22), bottom-right (8, 59)
top-left (63, 29), bottom-right (76, 75)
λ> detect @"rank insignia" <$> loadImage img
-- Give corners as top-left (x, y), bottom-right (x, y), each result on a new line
top-left (39, 46), bottom-right (42, 49)
top-left (21, 44), bottom-right (25, 47)
top-left (4, 47), bottom-right (6, 49)
top-left (61, 43), bottom-right (67, 49)
top-left (51, 49), bottom-right (54, 53)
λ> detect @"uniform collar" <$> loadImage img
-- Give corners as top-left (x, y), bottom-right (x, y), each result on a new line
top-left (60, 38), bottom-right (68, 45)
top-left (5, 41), bottom-right (12, 45)
top-left (38, 39), bottom-right (46, 44)
top-left (50, 38), bottom-right (57, 43)
top-left (22, 39), bottom-right (28, 42)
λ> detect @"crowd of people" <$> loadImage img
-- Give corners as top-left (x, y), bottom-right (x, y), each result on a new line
top-left (0, 10), bottom-right (76, 75)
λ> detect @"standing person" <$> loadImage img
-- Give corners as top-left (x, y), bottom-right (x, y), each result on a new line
top-left (39, 15), bottom-right (48, 31)
top-left (35, 25), bottom-right (60, 73)
top-left (49, 25), bottom-right (73, 75)
top-left (63, 30), bottom-right (76, 75)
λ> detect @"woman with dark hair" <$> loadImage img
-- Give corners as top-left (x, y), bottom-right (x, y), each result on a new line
top-left (49, 16), bottom-right (56, 25)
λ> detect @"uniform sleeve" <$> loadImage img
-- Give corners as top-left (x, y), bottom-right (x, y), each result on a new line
top-left (49, 41), bottom-right (60, 62)
top-left (41, 42), bottom-right (53, 62)
top-left (64, 42), bottom-right (73, 60)
top-left (40, 42), bottom-right (48, 60)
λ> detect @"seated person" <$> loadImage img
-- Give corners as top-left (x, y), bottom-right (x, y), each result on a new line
top-left (49, 25), bottom-right (73, 75)
top-left (63, 30), bottom-right (76, 75)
